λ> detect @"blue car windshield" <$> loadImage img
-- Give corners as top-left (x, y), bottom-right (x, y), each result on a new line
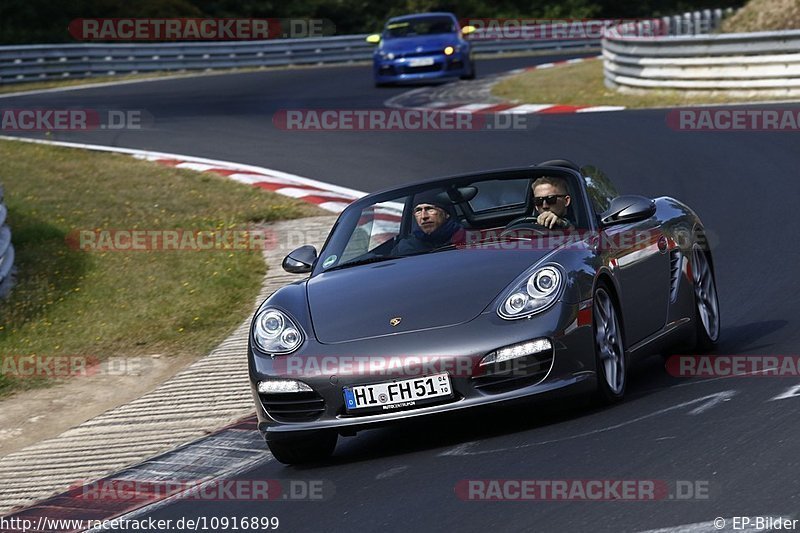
top-left (384, 16), bottom-right (455, 38)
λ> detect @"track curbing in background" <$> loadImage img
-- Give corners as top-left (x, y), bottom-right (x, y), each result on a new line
top-left (0, 136), bottom-right (367, 213)
top-left (386, 56), bottom-right (625, 115)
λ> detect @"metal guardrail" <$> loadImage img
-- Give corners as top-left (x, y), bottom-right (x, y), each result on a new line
top-left (655, 8), bottom-right (735, 36)
top-left (0, 184), bottom-right (14, 298)
top-left (0, 34), bottom-right (598, 84)
top-left (603, 8), bottom-right (800, 93)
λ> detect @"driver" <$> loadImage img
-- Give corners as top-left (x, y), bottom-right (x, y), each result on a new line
top-left (391, 190), bottom-right (464, 255)
top-left (532, 176), bottom-right (574, 229)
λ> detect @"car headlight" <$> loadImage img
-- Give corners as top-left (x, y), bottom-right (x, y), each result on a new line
top-left (444, 45), bottom-right (460, 55)
top-left (498, 264), bottom-right (563, 319)
top-left (253, 308), bottom-right (304, 354)
top-left (379, 51), bottom-right (395, 60)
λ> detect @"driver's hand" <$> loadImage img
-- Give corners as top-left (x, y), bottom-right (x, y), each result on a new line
top-left (537, 211), bottom-right (563, 229)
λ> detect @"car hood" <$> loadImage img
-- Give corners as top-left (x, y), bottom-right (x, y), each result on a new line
top-left (381, 35), bottom-right (458, 54)
top-left (307, 249), bottom-right (550, 344)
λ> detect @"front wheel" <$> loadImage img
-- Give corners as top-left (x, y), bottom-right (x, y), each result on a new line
top-left (267, 430), bottom-right (337, 465)
top-left (691, 245), bottom-right (720, 351)
top-left (461, 59), bottom-right (476, 80)
top-left (593, 285), bottom-right (627, 404)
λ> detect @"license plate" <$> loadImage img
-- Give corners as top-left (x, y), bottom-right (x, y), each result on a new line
top-left (407, 57), bottom-right (435, 67)
top-left (343, 373), bottom-right (452, 413)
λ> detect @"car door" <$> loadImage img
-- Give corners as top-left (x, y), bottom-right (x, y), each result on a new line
top-left (601, 218), bottom-right (671, 344)
top-left (583, 167), bottom-right (671, 345)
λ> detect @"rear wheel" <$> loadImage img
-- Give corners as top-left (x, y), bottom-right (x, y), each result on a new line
top-left (691, 245), bottom-right (720, 351)
top-left (267, 430), bottom-right (337, 465)
top-left (593, 285), bottom-right (627, 403)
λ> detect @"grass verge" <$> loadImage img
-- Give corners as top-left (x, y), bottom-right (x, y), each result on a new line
top-left (0, 139), bottom-right (322, 396)
top-left (492, 58), bottom-right (797, 108)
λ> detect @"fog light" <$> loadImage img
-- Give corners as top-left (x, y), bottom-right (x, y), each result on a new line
top-left (257, 379), bottom-right (313, 394)
top-left (480, 338), bottom-right (552, 366)
top-left (444, 46), bottom-right (455, 55)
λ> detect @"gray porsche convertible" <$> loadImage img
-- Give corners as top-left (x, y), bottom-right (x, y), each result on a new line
top-left (248, 160), bottom-right (720, 464)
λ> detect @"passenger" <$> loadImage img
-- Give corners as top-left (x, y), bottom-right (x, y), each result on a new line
top-left (531, 176), bottom-right (574, 229)
top-left (391, 190), bottom-right (464, 255)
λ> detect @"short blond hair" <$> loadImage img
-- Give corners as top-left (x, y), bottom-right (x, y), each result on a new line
top-left (532, 176), bottom-right (569, 194)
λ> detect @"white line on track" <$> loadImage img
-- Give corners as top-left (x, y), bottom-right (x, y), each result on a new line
top-left (438, 390), bottom-right (738, 457)
top-left (637, 516), bottom-right (796, 533)
top-left (376, 466), bottom-right (409, 480)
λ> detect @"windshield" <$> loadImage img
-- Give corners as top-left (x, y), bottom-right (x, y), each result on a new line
top-left (316, 172), bottom-right (590, 273)
top-left (384, 16), bottom-right (456, 39)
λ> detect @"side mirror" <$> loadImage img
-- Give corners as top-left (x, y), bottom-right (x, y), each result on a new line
top-left (461, 25), bottom-right (476, 35)
top-left (600, 195), bottom-right (656, 226)
top-left (453, 186), bottom-right (478, 202)
top-left (282, 245), bottom-right (317, 274)
top-left (366, 34), bottom-right (381, 44)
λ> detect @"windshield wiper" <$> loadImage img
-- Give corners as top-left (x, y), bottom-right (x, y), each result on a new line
top-left (399, 242), bottom-right (461, 258)
top-left (329, 243), bottom-right (461, 271)
top-left (326, 255), bottom-right (398, 271)
top-left (429, 242), bottom-right (461, 253)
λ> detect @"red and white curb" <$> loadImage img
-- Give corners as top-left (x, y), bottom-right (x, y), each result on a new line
top-left (409, 56), bottom-right (625, 115)
top-left (419, 101), bottom-right (625, 114)
top-left (0, 136), bottom-right (366, 214)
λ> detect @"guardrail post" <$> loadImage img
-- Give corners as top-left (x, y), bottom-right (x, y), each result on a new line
top-left (702, 9), bottom-right (712, 32)
top-left (692, 11), bottom-right (703, 35)
top-left (660, 16), bottom-right (670, 36)
top-left (713, 9), bottom-right (723, 30)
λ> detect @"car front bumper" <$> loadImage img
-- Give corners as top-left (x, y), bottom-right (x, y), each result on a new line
top-left (249, 299), bottom-right (595, 437)
top-left (373, 52), bottom-right (471, 83)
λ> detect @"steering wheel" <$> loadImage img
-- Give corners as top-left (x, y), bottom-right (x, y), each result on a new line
top-left (500, 215), bottom-right (550, 238)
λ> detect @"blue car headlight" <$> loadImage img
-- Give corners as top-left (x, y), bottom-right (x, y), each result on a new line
top-left (378, 51), bottom-right (395, 60)
top-left (498, 264), bottom-right (564, 320)
top-left (253, 308), bottom-right (304, 354)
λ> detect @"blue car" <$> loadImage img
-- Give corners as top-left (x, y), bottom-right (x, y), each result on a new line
top-left (367, 12), bottom-right (476, 86)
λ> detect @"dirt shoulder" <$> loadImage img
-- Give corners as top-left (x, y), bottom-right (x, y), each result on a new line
top-left (0, 352), bottom-right (195, 457)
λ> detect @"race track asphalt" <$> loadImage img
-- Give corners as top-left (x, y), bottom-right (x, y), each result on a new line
top-left (3, 53), bottom-right (799, 532)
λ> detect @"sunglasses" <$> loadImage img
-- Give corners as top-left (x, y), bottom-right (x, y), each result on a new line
top-left (533, 194), bottom-right (567, 206)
